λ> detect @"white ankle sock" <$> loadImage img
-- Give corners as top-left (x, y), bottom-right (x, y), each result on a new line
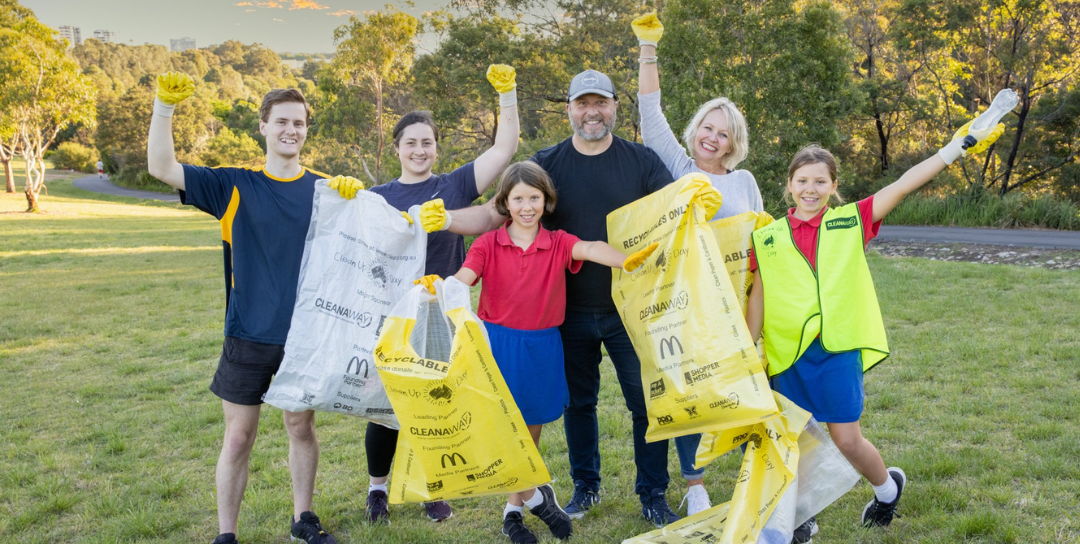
top-left (369, 483), bottom-right (388, 493)
top-left (504, 503), bottom-right (524, 518)
top-left (872, 475), bottom-right (897, 503)
top-left (523, 489), bottom-right (545, 509)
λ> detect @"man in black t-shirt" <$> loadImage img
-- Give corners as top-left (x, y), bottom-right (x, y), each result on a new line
top-left (423, 70), bottom-right (683, 528)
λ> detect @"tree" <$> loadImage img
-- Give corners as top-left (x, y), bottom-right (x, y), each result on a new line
top-left (662, 0), bottom-right (862, 207)
top-left (328, 5), bottom-right (420, 184)
top-left (0, 10), bottom-right (97, 212)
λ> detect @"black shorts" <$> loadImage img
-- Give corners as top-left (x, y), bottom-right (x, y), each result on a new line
top-left (209, 336), bottom-right (285, 406)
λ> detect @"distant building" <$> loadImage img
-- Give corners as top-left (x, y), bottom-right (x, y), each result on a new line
top-left (170, 37), bottom-right (196, 52)
top-left (58, 25), bottom-right (82, 47)
top-left (92, 29), bottom-right (117, 43)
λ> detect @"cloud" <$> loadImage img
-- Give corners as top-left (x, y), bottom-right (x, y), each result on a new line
top-left (289, 0), bottom-right (329, 9)
top-left (256, 1), bottom-right (283, 8)
top-left (246, 8), bottom-right (256, 12)
top-left (328, 9), bottom-right (357, 17)
top-left (273, 17), bottom-right (285, 22)
top-left (234, 1), bottom-right (253, 5)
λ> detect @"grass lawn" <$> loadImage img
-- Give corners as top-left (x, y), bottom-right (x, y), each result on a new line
top-left (1, 175), bottom-right (1078, 543)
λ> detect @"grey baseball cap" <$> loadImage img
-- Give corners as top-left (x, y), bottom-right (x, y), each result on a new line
top-left (567, 69), bottom-right (617, 102)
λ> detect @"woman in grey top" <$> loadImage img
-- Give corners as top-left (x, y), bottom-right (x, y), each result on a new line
top-left (635, 20), bottom-right (763, 222)
top-left (634, 12), bottom-right (765, 518)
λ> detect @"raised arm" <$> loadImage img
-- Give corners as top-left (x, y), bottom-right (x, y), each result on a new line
top-left (146, 72), bottom-right (195, 191)
top-left (473, 65), bottom-right (520, 194)
top-left (633, 13), bottom-right (663, 95)
top-left (872, 117), bottom-right (1006, 222)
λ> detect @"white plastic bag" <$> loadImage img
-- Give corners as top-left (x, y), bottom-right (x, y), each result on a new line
top-left (263, 184), bottom-right (426, 428)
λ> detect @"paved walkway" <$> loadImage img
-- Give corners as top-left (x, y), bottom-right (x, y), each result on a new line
top-left (71, 175), bottom-right (1080, 249)
top-left (72, 175), bottom-right (180, 202)
top-left (877, 225), bottom-right (1080, 250)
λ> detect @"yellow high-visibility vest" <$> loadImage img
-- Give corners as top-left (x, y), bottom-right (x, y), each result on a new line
top-left (751, 203), bottom-right (889, 377)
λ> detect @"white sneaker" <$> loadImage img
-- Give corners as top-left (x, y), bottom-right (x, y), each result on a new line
top-left (678, 484), bottom-right (711, 515)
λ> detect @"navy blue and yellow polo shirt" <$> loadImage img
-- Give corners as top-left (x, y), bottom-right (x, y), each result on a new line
top-left (180, 165), bottom-right (328, 345)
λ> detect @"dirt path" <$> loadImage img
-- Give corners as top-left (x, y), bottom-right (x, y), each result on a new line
top-left (869, 239), bottom-right (1080, 270)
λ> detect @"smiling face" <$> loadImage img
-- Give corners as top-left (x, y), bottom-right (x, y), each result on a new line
top-left (692, 109), bottom-right (732, 173)
top-left (259, 102), bottom-right (308, 160)
top-left (567, 94), bottom-right (617, 143)
top-left (787, 162), bottom-right (837, 220)
top-left (506, 181), bottom-right (545, 231)
top-left (394, 123), bottom-right (438, 181)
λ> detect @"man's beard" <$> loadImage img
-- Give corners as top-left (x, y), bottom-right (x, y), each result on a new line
top-left (571, 112), bottom-right (616, 142)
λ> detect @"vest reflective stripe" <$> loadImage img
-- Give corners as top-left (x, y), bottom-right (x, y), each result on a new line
top-left (752, 203), bottom-right (889, 377)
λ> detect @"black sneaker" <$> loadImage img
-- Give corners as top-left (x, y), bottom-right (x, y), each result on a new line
top-left (528, 484), bottom-right (573, 540)
top-left (366, 490), bottom-right (390, 524)
top-left (791, 516), bottom-right (818, 543)
top-left (212, 533), bottom-right (238, 544)
top-left (290, 511), bottom-right (337, 544)
top-left (641, 489), bottom-right (681, 528)
top-left (502, 511), bottom-right (538, 544)
top-left (563, 486), bottom-right (600, 520)
top-left (862, 467), bottom-right (907, 527)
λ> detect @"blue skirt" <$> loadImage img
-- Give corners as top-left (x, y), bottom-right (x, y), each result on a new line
top-left (485, 322), bottom-right (569, 426)
top-left (770, 337), bottom-right (864, 423)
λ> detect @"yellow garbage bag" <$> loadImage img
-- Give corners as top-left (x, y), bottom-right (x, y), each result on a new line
top-left (608, 173), bottom-right (779, 442)
top-left (624, 394), bottom-right (814, 544)
top-left (708, 210), bottom-right (774, 313)
top-left (374, 277), bottom-right (551, 504)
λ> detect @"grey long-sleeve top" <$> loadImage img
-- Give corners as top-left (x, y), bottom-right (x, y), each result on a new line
top-left (639, 90), bottom-right (764, 220)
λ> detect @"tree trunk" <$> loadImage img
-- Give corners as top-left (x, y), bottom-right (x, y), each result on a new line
top-left (1000, 88), bottom-right (1030, 196)
top-left (24, 154), bottom-right (44, 212)
top-left (3, 159), bottom-right (13, 193)
top-left (874, 111), bottom-right (889, 171)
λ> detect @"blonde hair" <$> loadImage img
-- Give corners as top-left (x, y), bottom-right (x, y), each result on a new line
top-left (682, 97), bottom-right (749, 171)
top-left (783, 144), bottom-right (845, 206)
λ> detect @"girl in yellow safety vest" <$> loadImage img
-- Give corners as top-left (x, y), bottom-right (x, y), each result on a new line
top-left (744, 115), bottom-right (1006, 537)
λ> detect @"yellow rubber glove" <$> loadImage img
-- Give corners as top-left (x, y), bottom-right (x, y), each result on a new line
top-left (327, 175), bottom-right (363, 200)
top-left (952, 120), bottom-right (1006, 155)
top-left (401, 211), bottom-right (413, 225)
top-left (753, 211), bottom-right (775, 230)
top-left (414, 274), bottom-right (440, 295)
top-left (623, 241), bottom-right (659, 272)
top-left (156, 71), bottom-right (195, 105)
top-left (632, 12), bottom-right (664, 47)
top-left (420, 198), bottom-right (450, 233)
top-left (486, 64), bottom-right (517, 94)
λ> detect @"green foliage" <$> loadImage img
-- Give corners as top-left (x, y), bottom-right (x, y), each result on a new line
top-left (888, 184), bottom-right (1080, 229)
top-left (201, 128), bottom-right (263, 168)
top-left (662, 0), bottom-right (862, 205)
top-left (51, 141), bottom-right (98, 172)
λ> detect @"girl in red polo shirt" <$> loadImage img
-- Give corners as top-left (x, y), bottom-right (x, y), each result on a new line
top-left (450, 161), bottom-right (655, 544)
top-left (745, 117), bottom-right (1004, 540)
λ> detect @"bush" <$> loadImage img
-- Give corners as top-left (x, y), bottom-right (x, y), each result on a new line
top-left (888, 185), bottom-right (1080, 230)
top-left (52, 142), bottom-right (98, 173)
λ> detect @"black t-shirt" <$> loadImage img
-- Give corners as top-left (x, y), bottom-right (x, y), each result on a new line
top-left (533, 136), bottom-right (674, 312)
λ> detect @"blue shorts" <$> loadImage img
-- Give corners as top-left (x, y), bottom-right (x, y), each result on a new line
top-left (485, 322), bottom-right (569, 426)
top-left (770, 337), bottom-right (864, 423)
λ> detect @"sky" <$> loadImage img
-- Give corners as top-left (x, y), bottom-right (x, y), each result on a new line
top-left (24, 0), bottom-right (448, 55)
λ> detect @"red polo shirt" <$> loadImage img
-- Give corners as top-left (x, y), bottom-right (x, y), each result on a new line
top-left (749, 196), bottom-right (880, 272)
top-left (462, 223), bottom-right (583, 330)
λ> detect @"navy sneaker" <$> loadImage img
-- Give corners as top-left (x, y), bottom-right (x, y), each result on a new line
top-left (212, 533), bottom-right (238, 544)
top-left (563, 487), bottom-right (601, 520)
top-left (502, 511), bottom-right (538, 544)
top-left (862, 467), bottom-right (907, 527)
top-left (290, 511), bottom-right (337, 544)
top-left (366, 490), bottom-right (389, 524)
top-left (791, 516), bottom-right (818, 543)
top-left (528, 484), bottom-right (572, 540)
top-left (423, 500), bottom-right (453, 522)
top-left (641, 489), bottom-right (681, 528)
